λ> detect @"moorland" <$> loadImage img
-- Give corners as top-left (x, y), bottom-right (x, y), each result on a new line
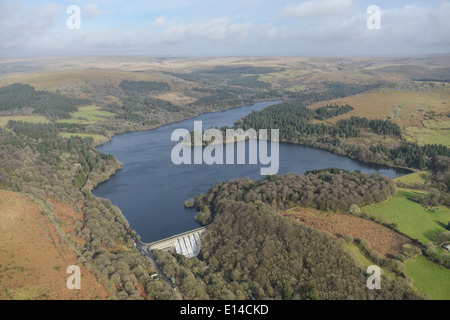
top-left (0, 55), bottom-right (449, 300)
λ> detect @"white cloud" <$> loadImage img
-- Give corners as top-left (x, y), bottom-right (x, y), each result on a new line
top-left (0, 2), bottom-right (63, 51)
top-left (282, 0), bottom-right (353, 19)
top-left (154, 16), bottom-right (168, 28)
top-left (82, 4), bottom-right (101, 19)
top-left (160, 17), bottom-right (253, 42)
top-left (0, 1), bottom-right (449, 57)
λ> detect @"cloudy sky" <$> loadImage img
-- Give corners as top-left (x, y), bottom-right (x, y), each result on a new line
top-left (1, 0), bottom-right (449, 58)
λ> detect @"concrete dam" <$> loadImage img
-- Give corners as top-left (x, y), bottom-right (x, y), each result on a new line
top-left (143, 227), bottom-right (207, 258)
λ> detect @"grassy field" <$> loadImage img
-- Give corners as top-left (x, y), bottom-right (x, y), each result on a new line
top-left (0, 68), bottom-right (171, 90)
top-left (396, 188), bottom-right (426, 200)
top-left (56, 105), bottom-right (115, 125)
top-left (307, 82), bottom-right (450, 147)
top-left (393, 171), bottom-right (431, 186)
top-left (344, 213), bottom-right (450, 300)
top-left (404, 119), bottom-right (450, 147)
top-left (284, 205), bottom-right (449, 298)
top-left (406, 255), bottom-right (450, 300)
top-left (363, 193), bottom-right (450, 244)
top-left (0, 67), bottom-right (199, 106)
top-left (345, 243), bottom-right (396, 279)
top-left (0, 115), bottom-right (50, 128)
top-left (60, 132), bottom-right (108, 145)
top-left (0, 190), bottom-right (111, 300)
top-left (283, 207), bottom-right (413, 258)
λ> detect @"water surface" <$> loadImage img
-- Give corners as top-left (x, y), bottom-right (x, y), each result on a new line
top-left (94, 101), bottom-right (406, 242)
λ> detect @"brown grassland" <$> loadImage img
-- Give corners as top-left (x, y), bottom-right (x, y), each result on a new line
top-left (282, 207), bottom-right (414, 259)
top-left (2, 55), bottom-right (450, 106)
top-left (307, 82), bottom-right (450, 147)
top-left (0, 190), bottom-right (111, 300)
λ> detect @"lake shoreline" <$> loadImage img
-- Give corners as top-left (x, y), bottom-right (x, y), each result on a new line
top-left (94, 99), bottom-right (284, 148)
top-left (92, 100), bottom-right (412, 242)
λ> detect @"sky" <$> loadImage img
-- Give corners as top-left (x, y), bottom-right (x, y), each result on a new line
top-left (0, 0), bottom-right (449, 58)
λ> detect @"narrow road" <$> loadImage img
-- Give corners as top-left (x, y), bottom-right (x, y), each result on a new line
top-left (136, 243), bottom-right (177, 291)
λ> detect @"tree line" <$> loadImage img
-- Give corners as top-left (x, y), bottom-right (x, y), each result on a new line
top-left (119, 80), bottom-right (170, 94)
top-left (152, 170), bottom-right (420, 300)
top-left (0, 122), bottom-right (179, 300)
top-left (286, 83), bottom-right (381, 102)
top-left (314, 104), bottom-right (354, 120)
top-left (194, 170), bottom-right (397, 225)
top-left (237, 100), bottom-right (448, 171)
top-left (0, 83), bottom-right (90, 118)
top-left (239, 101), bottom-right (400, 139)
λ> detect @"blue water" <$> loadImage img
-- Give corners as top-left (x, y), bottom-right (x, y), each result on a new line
top-left (93, 101), bottom-right (407, 242)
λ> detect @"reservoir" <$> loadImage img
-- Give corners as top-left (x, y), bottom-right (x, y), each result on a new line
top-left (93, 101), bottom-right (407, 242)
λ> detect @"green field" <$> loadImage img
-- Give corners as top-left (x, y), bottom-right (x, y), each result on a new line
top-left (0, 115), bottom-right (50, 128)
top-left (346, 243), bottom-right (395, 279)
top-left (348, 237), bottom-right (450, 299)
top-left (60, 132), bottom-right (108, 145)
top-left (406, 256), bottom-right (450, 300)
top-left (286, 85), bottom-right (308, 92)
top-left (363, 193), bottom-right (450, 244)
top-left (397, 188), bottom-right (425, 200)
top-left (393, 171), bottom-right (431, 186)
top-left (404, 120), bottom-right (450, 147)
top-left (56, 105), bottom-right (115, 124)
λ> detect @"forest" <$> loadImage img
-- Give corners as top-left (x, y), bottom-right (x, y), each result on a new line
top-left (194, 170), bottom-right (398, 225)
top-left (237, 100), bottom-right (449, 171)
top-left (239, 101), bottom-right (401, 138)
top-left (0, 120), bottom-right (180, 300)
top-left (150, 170), bottom-right (421, 300)
top-left (286, 83), bottom-right (381, 102)
top-left (0, 83), bottom-right (90, 118)
top-left (119, 80), bottom-right (170, 94)
top-left (314, 104), bottom-right (354, 120)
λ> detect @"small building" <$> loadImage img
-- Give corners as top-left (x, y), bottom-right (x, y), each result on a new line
top-left (442, 244), bottom-right (450, 252)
